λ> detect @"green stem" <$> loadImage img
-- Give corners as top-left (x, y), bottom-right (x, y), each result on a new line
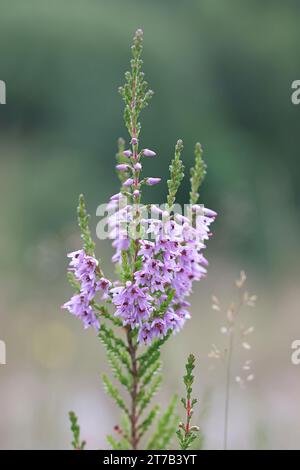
top-left (127, 330), bottom-right (139, 450)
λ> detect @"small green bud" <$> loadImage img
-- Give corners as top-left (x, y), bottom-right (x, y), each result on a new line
top-left (167, 139), bottom-right (185, 209)
top-left (189, 142), bottom-right (207, 205)
top-left (77, 194), bottom-right (95, 256)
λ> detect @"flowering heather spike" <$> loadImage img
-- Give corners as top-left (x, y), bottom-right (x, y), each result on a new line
top-left (119, 28), bottom-right (154, 139)
top-left (69, 411), bottom-right (86, 450)
top-left (77, 194), bottom-right (95, 256)
top-left (176, 354), bottom-right (199, 450)
top-left (167, 139), bottom-right (184, 209)
top-left (189, 142), bottom-right (207, 205)
top-left (63, 29), bottom-right (217, 450)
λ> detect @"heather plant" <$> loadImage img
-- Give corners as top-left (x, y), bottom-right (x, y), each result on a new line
top-left (63, 29), bottom-right (216, 450)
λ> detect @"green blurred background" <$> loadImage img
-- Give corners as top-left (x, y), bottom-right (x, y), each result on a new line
top-left (1, 0), bottom-right (300, 449)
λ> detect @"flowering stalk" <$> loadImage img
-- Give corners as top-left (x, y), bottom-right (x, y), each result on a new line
top-left (177, 354), bottom-right (199, 450)
top-left (69, 411), bottom-right (86, 450)
top-left (63, 29), bottom-right (216, 450)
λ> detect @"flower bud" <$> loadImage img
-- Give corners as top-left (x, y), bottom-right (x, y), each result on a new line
top-left (131, 137), bottom-right (138, 146)
top-left (110, 192), bottom-right (122, 201)
top-left (133, 190), bottom-right (140, 198)
top-left (143, 148), bottom-right (156, 157)
top-left (146, 177), bottom-right (161, 186)
top-left (116, 164), bottom-right (129, 171)
top-left (134, 162), bottom-right (142, 171)
top-left (123, 178), bottom-right (134, 187)
top-left (151, 205), bottom-right (163, 216)
top-left (123, 150), bottom-right (132, 158)
top-left (204, 208), bottom-right (218, 218)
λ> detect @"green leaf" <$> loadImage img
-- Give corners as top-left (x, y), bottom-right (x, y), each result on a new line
top-left (121, 250), bottom-right (132, 282)
top-left (141, 360), bottom-right (161, 387)
top-left (147, 395), bottom-right (178, 450)
top-left (107, 351), bottom-right (131, 391)
top-left (98, 324), bottom-right (131, 373)
top-left (138, 375), bottom-right (162, 415)
top-left (94, 303), bottom-right (123, 327)
top-left (138, 334), bottom-right (171, 378)
top-left (137, 405), bottom-right (160, 440)
top-left (67, 272), bottom-right (80, 291)
top-left (102, 374), bottom-right (129, 416)
top-left (106, 435), bottom-right (123, 450)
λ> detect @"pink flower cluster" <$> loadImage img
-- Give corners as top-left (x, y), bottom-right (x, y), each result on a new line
top-left (108, 203), bottom-right (216, 343)
top-left (62, 250), bottom-right (111, 330)
top-left (63, 141), bottom-right (216, 343)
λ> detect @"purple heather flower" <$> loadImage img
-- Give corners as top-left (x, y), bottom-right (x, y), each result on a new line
top-left (131, 137), bottom-right (138, 146)
top-left (123, 178), bottom-right (134, 187)
top-left (137, 322), bottom-right (153, 344)
top-left (133, 162), bottom-right (142, 171)
top-left (111, 281), bottom-right (153, 328)
top-left (138, 240), bottom-right (155, 258)
top-left (151, 205), bottom-right (163, 216)
top-left (112, 237), bottom-right (130, 263)
top-left (203, 207), bottom-right (217, 218)
top-left (150, 317), bottom-right (169, 339)
top-left (104, 182), bottom-right (217, 343)
top-left (62, 250), bottom-right (111, 331)
top-left (175, 214), bottom-right (190, 224)
top-left (123, 150), bottom-right (132, 158)
top-left (98, 277), bottom-right (112, 300)
top-left (142, 148), bottom-right (156, 157)
top-left (146, 177), bottom-right (161, 186)
top-left (110, 192), bottom-right (123, 201)
top-left (116, 164), bottom-right (130, 171)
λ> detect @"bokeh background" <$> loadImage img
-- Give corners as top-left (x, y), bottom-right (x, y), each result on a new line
top-left (1, 0), bottom-right (300, 449)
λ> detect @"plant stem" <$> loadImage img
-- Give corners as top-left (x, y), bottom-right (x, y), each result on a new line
top-left (224, 327), bottom-right (234, 450)
top-left (127, 330), bottom-right (139, 450)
